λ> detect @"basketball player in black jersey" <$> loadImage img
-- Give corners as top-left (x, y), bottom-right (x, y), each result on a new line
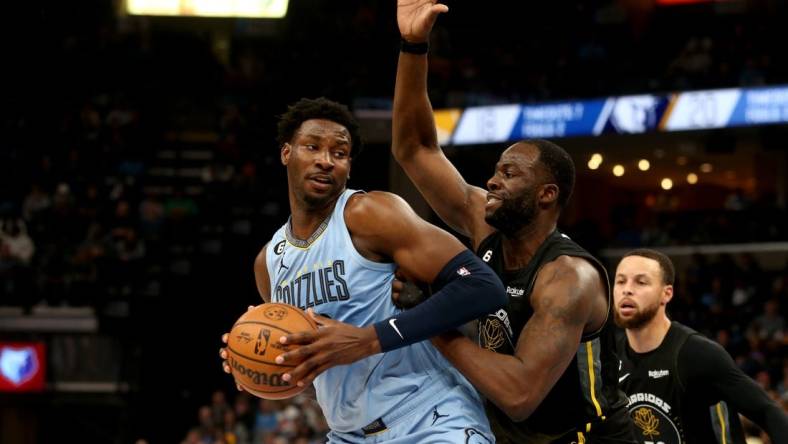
top-left (391, 2), bottom-right (636, 442)
top-left (613, 249), bottom-right (788, 444)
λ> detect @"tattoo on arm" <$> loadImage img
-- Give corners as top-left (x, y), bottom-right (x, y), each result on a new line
top-left (518, 263), bottom-right (589, 374)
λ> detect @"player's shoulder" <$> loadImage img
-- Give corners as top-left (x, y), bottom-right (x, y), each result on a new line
top-left (537, 254), bottom-right (600, 287)
top-left (681, 330), bottom-right (727, 356)
top-left (255, 241), bottom-right (270, 267)
top-left (346, 190), bottom-right (408, 210)
top-left (344, 191), bottom-right (426, 245)
top-left (345, 191), bottom-right (412, 225)
top-left (676, 327), bottom-right (734, 376)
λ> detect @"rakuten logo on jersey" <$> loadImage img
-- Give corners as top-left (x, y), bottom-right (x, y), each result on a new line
top-left (648, 369), bottom-right (669, 379)
top-left (506, 286), bottom-right (524, 298)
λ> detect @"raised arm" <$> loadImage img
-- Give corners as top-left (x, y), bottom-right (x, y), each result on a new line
top-left (393, 0), bottom-right (491, 242)
top-left (432, 256), bottom-right (605, 421)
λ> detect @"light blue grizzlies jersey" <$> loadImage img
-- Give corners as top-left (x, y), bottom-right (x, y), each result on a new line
top-left (265, 189), bottom-right (479, 433)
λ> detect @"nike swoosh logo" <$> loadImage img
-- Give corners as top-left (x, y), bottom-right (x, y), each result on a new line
top-left (619, 373), bottom-right (631, 383)
top-left (389, 318), bottom-right (404, 339)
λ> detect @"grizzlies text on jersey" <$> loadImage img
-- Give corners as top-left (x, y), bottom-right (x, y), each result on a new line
top-left (265, 189), bottom-right (492, 441)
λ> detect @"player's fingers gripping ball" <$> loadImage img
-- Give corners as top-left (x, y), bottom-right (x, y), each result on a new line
top-left (226, 303), bottom-right (317, 399)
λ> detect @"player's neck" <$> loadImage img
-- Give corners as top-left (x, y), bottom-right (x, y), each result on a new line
top-left (626, 314), bottom-right (672, 354)
top-left (289, 197), bottom-right (338, 241)
top-left (500, 219), bottom-right (557, 270)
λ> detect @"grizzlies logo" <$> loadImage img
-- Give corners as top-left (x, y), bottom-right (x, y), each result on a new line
top-left (465, 428), bottom-right (492, 444)
top-left (0, 347), bottom-right (38, 385)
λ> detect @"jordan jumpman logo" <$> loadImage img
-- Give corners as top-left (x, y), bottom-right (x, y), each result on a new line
top-left (431, 406), bottom-right (449, 426)
top-left (278, 250), bottom-right (290, 273)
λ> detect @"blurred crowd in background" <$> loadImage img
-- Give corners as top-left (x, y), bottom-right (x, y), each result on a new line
top-left (1, 0), bottom-right (787, 442)
top-left (179, 390), bottom-right (327, 444)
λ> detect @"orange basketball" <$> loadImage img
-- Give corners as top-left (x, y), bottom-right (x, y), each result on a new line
top-left (226, 303), bottom-right (318, 400)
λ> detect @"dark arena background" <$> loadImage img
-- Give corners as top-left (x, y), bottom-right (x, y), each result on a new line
top-left (1, 0), bottom-right (787, 443)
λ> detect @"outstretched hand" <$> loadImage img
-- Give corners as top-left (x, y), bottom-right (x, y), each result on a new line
top-left (397, 0), bottom-right (449, 43)
top-left (275, 309), bottom-right (382, 388)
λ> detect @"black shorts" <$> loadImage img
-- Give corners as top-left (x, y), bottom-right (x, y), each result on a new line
top-left (492, 404), bottom-right (637, 444)
top-left (569, 404), bottom-right (637, 444)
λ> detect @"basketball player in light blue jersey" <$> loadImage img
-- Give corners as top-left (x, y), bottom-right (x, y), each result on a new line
top-left (221, 97), bottom-right (506, 443)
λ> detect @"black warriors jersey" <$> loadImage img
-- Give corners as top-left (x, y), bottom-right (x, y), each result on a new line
top-left (617, 322), bottom-right (745, 444)
top-left (476, 230), bottom-right (630, 442)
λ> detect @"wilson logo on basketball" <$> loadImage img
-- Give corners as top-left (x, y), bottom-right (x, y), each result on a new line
top-left (264, 307), bottom-right (288, 321)
top-left (229, 356), bottom-right (290, 387)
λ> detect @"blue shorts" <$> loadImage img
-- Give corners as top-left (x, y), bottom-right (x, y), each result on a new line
top-left (326, 384), bottom-right (495, 444)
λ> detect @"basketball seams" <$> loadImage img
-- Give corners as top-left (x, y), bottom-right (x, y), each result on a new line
top-left (226, 344), bottom-right (296, 368)
top-left (226, 303), bottom-right (316, 399)
top-left (232, 320), bottom-right (297, 335)
top-left (241, 384), bottom-right (302, 397)
top-left (234, 305), bottom-right (317, 332)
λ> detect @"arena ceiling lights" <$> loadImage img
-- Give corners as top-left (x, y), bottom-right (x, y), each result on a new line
top-left (125, 0), bottom-right (289, 18)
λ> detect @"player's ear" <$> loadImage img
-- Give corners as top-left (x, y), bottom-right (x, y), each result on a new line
top-left (662, 285), bottom-right (674, 305)
top-left (539, 183), bottom-right (559, 205)
top-left (281, 143), bottom-right (291, 165)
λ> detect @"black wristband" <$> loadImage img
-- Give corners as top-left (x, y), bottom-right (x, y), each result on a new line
top-left (373, 249), bottom-right (507, 352)
top-left (400, 38), bottom-right (428, 55)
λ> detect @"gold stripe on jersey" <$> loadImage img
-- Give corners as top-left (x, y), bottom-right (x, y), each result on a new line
top-left (586, 341), bottom-right (603, 417)
top-left (715, 402), bottom-right (727, 444)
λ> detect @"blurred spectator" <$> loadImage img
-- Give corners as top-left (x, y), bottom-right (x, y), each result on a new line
top-left (183, 392), bottom-right (330, 444)
top-left (181, 429), bottom-right (203, 444)
top-left (748, 299), bottom-right (785, 344)
top-left (223, 409), bottom-right (250, 444)
top-left (233, 393), bottom-right (255, 434)
top-left (777, 361), bottom-right (788, 401)
top-left (253, 399), bottom-right (280, 442)
top-left (0, 218), bottom-right (35, 265)
top-left (22, 184), bottom-right (51, 222)
top-left (211, 390), bottom-right (229, 428)
top-left (725, 188), bottom-right (751, 211)
top-left (197, 405), bottom-right (217, 443)
top-left (138, 192), bottom-right (165, 238)
top-left (668, 36), bottom-right (714, 87)
top-left (69, 222), bottom-right (106, 306)
top-left (732, 279), bottom-right (756, 310)
top-left (0, 218), bottom-right (35, 306)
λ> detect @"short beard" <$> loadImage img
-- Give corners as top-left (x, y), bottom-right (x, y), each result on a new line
top-left (300, 182), bottom-right (345, 210)
top-left (485, 191), bottom-right (537, 236)
top-left (303, 192), bottom-right (335, 209)
top-left (614, 301), bottom-right (660, 330)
